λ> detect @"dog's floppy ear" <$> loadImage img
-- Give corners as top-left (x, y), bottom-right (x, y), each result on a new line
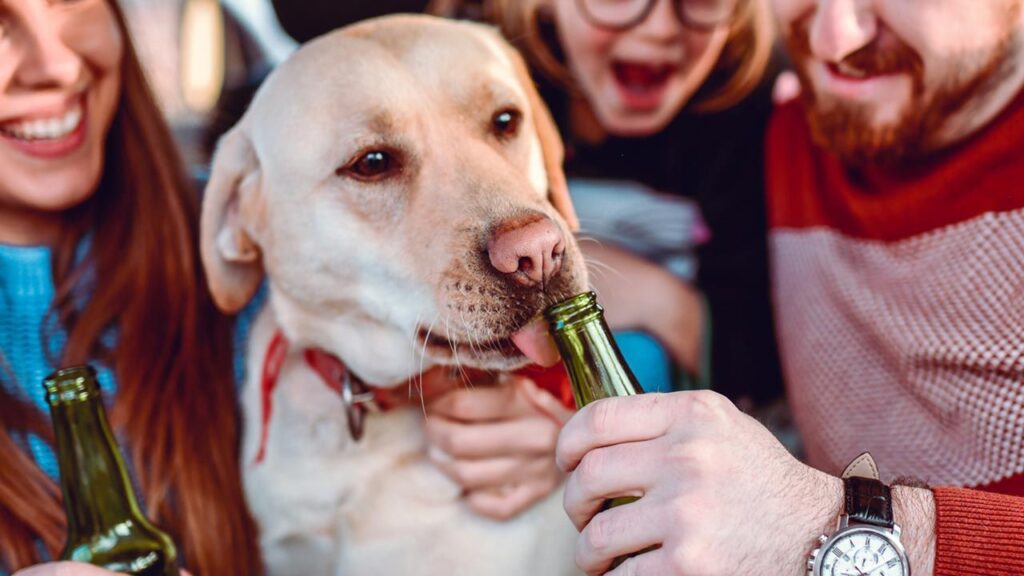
top-left (504, 42), bottom-right (580, 232)
top-left (200, 125), bottom-right (265, 314)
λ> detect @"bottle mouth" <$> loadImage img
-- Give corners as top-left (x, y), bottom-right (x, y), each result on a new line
top-left (544, 291), bottom-right (603, 332)
top-left (44, 365), bottom-right (99, 403)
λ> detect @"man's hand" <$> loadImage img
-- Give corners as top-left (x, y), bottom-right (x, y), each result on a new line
top-left (14, 563), bottom-right (191, 576)
top-left (557, 391), bottom-right (844, 576)
top-left (424, 369), bottom-right (573, 520)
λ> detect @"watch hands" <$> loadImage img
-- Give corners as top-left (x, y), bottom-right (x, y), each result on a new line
top-left (861, 561), bottom-right (889, 575)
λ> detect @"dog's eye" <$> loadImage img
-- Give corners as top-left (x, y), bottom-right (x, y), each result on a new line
top-left (492, 109), bottom-right (522, 139)
top-left (344, 151), bottom-right (396, 181)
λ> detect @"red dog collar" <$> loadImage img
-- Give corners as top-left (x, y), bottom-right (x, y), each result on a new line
top-left (254, 329), bottom-right (450, 464)
top-left (253, 329), bottom-right (575, 466)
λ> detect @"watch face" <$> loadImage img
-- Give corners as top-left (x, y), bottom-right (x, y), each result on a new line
top-left (817, 527), bottom-right (908, 576)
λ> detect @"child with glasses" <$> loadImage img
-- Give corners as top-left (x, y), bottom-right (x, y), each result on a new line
top-left (490, 0), bottom-right (784, 404)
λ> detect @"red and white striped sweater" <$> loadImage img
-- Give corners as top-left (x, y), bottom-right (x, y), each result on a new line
top-left (766, 91), bottom-right (1024, 575)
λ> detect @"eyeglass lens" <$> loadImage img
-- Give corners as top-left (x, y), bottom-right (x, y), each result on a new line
top-left (580, 0), bottom-right (737, 30)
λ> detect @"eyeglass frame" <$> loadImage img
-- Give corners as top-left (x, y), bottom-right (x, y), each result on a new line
top-left (575, 0), bottom-right (741, 33)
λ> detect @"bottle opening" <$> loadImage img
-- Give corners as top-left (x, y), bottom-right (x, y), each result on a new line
top-left (544, 291), bottom-right (603, 332)
top-left (44, 365), bottom-right (100, 403)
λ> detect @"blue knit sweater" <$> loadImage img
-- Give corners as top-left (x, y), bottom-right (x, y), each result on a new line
top-left (0, 243), bottom-right (118, 479)
top-left (0, 241), bottom-right (266, 573)
top-left (0, 242), bottom-right (259, 478)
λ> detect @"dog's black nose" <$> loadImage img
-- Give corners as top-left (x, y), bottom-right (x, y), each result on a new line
top-left (487, 214), bottom-right (565, 289)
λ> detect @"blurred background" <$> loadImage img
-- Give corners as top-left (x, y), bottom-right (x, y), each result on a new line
top-left (121, 0), bottom-right (294, 169)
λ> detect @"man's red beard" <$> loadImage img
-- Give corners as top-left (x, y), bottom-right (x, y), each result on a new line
top-left (784, 17), bottom-right (1019, 168)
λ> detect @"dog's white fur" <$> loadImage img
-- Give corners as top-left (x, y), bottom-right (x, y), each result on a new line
top-left (201, 15), bottom-right (586, 576)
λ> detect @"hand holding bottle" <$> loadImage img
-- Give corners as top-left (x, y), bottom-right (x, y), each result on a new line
top-left (423, 369), bottom-right (572, 520)
top-left (556, 391), bottom-right (844, 576)
top-left (13, 563), bottom-right (191, 576)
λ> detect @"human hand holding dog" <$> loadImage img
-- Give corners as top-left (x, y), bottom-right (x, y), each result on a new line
top-left (13, 563), bottom-right (192, 576)
top-left (424, 370), bottom-right (572, 520)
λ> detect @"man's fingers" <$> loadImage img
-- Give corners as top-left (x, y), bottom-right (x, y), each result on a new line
top-left (516, 376), bottom-right (574, 426)
top-left (563, 439), bottom-right (661, 530)
top-left (425, 414), bottom-right (559, 458)
top-left (575, 502), bottom-right (665, 575)
top-left (427, 383), bottom-right (526, 422)
top-left (425, 374), bottom-right (570, 426)
top-left (557, 394), bottom-right (673, 472)
top-left (557, 391), bottom-right (728, 472)
top-left (603, 546), bottom-right (673, 576)
top-left (431, 454), bottom-right (549, 490)
top-left (415, 366), bottom-right (493, 398)
top-left (466, 474), bottom-right (558, 520)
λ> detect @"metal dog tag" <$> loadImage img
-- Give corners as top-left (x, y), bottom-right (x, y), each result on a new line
top-left (341, 372), bottom-right (376, 441)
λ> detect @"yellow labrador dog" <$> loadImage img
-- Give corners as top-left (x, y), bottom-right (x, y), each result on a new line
top-left (200, 14), bottom-right (586, 576)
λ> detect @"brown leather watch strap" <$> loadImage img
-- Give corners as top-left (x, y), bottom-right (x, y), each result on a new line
top-left (841, 453), bottom-right (894, 529)
top-left (844, 476), bottom-right (894, 529)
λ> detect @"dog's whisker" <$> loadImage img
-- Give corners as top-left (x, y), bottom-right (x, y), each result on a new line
top-left (583, 257), bottom-right (623, 279)
top-left (574, 235), bottom-right (606, 246)
top-left (445, 313), bottom-right (459, 365)
top-left (444, 313), bottom-right (471, 387)
top-left (463, 313), bottom-right (484, 355)
top-left (410, 310), bottom-right (425, 393)
top-left (417, 313), bottom-right (440, 416)
top-left (410, 311), bottom-right (425, 406)
top-left (457, 309), bottom-right (483, 390)
top-left (410, 310), bottom-right (424, 363)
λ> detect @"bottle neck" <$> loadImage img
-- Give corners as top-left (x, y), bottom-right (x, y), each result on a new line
top-left (546, 293), bottom-right (642, 407)
top-left (50, 395), bottom-right (142, 540)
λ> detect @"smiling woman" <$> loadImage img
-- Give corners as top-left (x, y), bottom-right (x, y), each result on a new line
top-left (0, 0), bottom-right (123, 246)
top-left (0, 0), bottom-right (261, 574)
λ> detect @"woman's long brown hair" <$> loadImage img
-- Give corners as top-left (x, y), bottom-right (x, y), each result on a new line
top-left (0, 2), bottom-right (263, 573)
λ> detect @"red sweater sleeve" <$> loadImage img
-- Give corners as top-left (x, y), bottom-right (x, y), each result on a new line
top-left (932, 486), bottom-right (1024, 575)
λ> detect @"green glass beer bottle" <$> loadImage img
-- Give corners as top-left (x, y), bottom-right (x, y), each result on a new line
top-left (44, 366), bottom-right (179, 576)
top-left (546, 292), bottom-right (652, 566)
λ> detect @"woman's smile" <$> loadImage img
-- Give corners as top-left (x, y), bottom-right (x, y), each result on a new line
top-left (0, 94), bottom-right (88, 159)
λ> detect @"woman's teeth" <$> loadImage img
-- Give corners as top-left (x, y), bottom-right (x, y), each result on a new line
top-left (836, 61), bottom-right (868, 79)
top-left (0, 104), bottom-right (83, 141)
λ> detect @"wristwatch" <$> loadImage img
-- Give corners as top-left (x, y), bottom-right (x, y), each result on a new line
top-left (807, 452), bottom-right (911, 576)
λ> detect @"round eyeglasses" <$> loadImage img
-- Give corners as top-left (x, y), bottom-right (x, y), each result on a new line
top-left (577, 0), bottom-right (740, 32)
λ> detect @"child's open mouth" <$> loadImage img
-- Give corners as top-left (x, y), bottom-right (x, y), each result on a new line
top-left (612, 61), bottom-right (674, 110)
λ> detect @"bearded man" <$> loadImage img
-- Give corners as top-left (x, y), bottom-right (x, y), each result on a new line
top-left (541, 1), bottom-right (1024, 575)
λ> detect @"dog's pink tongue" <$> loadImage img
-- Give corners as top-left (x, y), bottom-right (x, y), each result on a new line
top-left (512, 318), bottom-right (562, 367)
